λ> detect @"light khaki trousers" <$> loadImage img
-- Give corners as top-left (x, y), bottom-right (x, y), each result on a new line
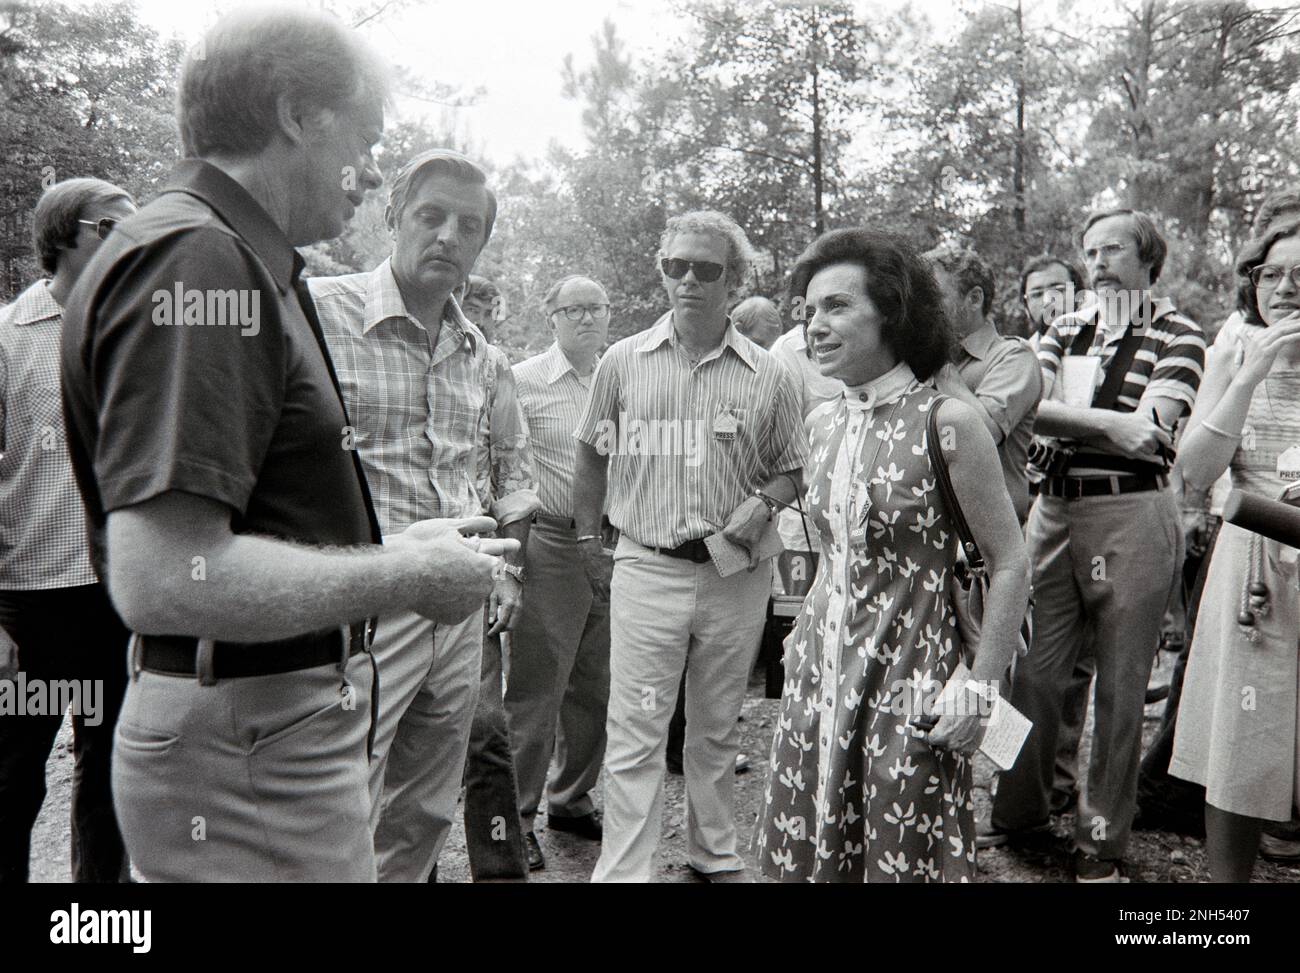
top-left (368, 608), bottom-right (482, 882)
top-left (591, 536), bottom-right (770, 883)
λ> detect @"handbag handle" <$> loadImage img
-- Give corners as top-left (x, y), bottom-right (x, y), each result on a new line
top-left (925, 395), bottom-right (984, 573)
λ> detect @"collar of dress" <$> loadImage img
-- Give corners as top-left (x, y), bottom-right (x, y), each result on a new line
top-left (842, 361), bottom-right (918, 413)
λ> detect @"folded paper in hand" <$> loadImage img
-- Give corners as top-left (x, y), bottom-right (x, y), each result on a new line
top-left (704, 521), bottom-right (785, 578)
top-left (932, 662), bottom-right (1033, 771)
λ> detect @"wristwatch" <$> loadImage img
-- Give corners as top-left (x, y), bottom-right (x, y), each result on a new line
top-left (500, 563), bottom-right (526, 583)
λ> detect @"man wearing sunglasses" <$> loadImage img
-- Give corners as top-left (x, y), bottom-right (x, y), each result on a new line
top-left (573, 211), bottom-right (806, 882)
top-left (0, 177), bottom-right (135, 883)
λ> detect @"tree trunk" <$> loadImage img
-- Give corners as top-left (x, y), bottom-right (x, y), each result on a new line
top-left (1013, 0), bottom-right (1027, 239)
top-left (810, 18), bottom-right (824, 237)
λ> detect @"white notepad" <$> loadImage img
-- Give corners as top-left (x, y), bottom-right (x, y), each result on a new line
top-left (703, 521), bottom-right (785, 578)
top-left (1059, 355), bottom-right (1101, 409)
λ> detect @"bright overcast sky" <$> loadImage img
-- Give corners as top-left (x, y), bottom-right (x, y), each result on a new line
top-left (89, 0), bottom-right (972, 165)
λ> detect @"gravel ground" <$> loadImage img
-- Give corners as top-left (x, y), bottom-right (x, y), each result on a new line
top-left (28, 649), bottom-right (1300, 883)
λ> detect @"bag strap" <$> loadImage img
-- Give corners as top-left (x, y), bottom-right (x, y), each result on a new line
top-left (925, 394), bottom-right (983, 572)
top-left (1092, 322), bottom-right (1145, 413)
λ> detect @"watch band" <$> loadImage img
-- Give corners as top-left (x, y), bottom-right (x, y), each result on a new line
top-left (500, 563), bottom-right (525, 583)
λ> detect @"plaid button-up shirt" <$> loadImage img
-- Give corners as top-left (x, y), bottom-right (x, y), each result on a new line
top-left (0, 279), bottom-right (98, 588)
top-left (309, 259), bottom-right (537, 536)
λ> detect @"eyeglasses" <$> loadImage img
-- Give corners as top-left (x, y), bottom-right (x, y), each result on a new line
top-left (660, 258), bottom-right (725, 283)
top-left (1083, 242), bottom-right (1130, 262)
top-left (78, 218), bottom-right (117, 240)
top-left (552, 304), bottom-right (610, 322)
top-left (1250, 264), bottom-right (1300, 291)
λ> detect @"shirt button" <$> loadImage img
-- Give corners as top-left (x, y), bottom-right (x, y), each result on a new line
top-left (835, 584), bottom-right (843, 594)
top-left (859, 393), bottom-right (868, 402)
top-left (834, 503), bottom-right (841, 512)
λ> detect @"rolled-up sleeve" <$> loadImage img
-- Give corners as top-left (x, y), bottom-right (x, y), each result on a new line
top-left (485, 350), bottom-right (539, 526)
top-left (573, 347), bottom-right (622, 448)
top-left (765, 367), bottom-right (807, 475)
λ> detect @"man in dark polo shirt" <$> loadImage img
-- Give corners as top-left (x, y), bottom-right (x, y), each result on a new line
top-left (59, 7), bottom-right (513, 883)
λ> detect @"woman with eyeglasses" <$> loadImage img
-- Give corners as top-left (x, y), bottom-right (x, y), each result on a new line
top-left (755, 229), bottom-right (1031, 883)
top-left (1169, 217), bottom-right (1300, 882)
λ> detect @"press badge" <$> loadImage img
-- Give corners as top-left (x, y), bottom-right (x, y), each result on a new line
top-left (1277, 445), bottom-right (1300, 482)
top-left (713, 409), bottom-right (739, 441)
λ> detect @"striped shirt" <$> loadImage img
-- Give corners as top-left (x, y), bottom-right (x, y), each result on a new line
top-left (309, 259), bottom-right (537, 536)
top-left (770, 325), bottom-right (844, 420)
top-left (0, 280), bottom-right (98, 588)
top-left (1039, 296), bottom-right (1205, 417)
top-left (574, 312), bottom-right (806, 548)
top-left (514, 342), bottom-right (597, 519)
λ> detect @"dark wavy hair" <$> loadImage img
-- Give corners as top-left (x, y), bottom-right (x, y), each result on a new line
top-left (1235, 217), bottom-right (1300, 326)
top-left (787, 228), bottom-right (953, 381)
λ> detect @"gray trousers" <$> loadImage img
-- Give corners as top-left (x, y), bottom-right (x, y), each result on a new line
top-left (992, 488), bottom-right (1181, 859)
top-left (113, 649), bottom-right (376, 882)
top-left (504, 522), bottom-right (610, 833)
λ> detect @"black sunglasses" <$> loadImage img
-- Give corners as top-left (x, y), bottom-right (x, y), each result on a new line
top-left (660, 258), bottom-right (725, 283)
top-left (78, 218), bottom-right (117, 240)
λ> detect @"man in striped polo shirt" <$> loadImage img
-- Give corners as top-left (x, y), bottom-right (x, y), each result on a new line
top-left (507, 275), bottom-right (614, 871)
top-left (984, 208), bottom-right (1206, 882)
top-left (574, 211), bottom-right (806, 883)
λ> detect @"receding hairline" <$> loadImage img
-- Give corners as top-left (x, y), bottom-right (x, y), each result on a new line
top-left (1083, 212), bottom-right (1142, 243)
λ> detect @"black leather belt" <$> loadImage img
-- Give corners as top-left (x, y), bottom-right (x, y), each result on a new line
top-left (137, 620), bottom-right (373, 680)
top-left (654, 537), bottom-right (712, 563)
top-left (1042, 473), bottom-right (1167, 500)
top-left (533, 512), bottom-right (612, 532)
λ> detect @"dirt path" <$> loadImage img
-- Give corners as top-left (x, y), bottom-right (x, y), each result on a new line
top-left (28, 651), bottom-right (1300, 883)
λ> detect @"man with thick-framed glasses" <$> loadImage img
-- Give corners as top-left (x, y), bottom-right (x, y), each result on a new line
top-left (572, 211), bottom-right (806, 882)
top-left (507, 274), bottom-right (615, 872)
top-left (0, 177), bottom-right (135, 883)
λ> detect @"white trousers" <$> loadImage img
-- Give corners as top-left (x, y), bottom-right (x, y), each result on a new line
top-left (591, 536), bottom-right (770, 883)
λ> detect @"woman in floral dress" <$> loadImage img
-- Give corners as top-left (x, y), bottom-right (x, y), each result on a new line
top-left (757, 229), bottom-right (1032, 883)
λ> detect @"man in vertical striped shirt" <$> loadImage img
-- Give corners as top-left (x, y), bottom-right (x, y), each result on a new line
top-left (574, 211), bottom-right (806, 883)
top-left (984, 208), bottom-right (1206, 883)
top-left (507, 274), bottom-right (614, 871)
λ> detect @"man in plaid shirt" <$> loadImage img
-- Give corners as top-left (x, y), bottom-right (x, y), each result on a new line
top-left (311, 150), bottom-right (537, 883)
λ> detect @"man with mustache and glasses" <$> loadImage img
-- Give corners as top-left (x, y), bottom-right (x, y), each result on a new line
top-left (982, 208), bottom-right (1205, 883)
top-left (573, 211), bottom-right (805, 883)
top-left (310, 150), bottom-right (538, 882)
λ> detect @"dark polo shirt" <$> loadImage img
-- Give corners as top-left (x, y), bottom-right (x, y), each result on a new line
top-left (61, 159), bottom-right (380, 585)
